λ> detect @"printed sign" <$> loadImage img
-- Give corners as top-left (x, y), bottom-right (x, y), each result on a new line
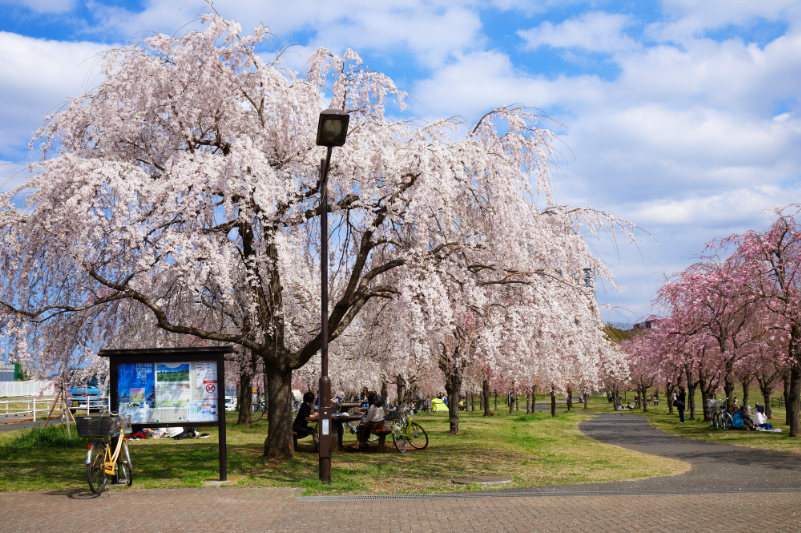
top-left (117, 361), bottom-right (218, 423)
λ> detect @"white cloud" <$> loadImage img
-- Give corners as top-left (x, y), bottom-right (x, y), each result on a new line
top-left (649, 0), bottom-right (801, 43)
top-left (0, 0), bottom-right (76, 14)
top-left (84, 0), bottom-right (483, 68)
top-left (630, 185), bottom-right (800, 225)
top-left (519, 11), bottom-right (640, 53)
top-left (0, 32), bottom-right (112, 154)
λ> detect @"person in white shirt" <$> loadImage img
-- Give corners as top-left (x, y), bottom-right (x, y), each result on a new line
top-left (353, 392), bottom-right (384, 451)
top-left (754, 404), bottom-right (771, 428)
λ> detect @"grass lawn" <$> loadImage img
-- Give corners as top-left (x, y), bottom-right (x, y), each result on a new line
top-left (576, 392), bottom-right (801, 456)
top-left (0, 408), bottom-right (687, 495)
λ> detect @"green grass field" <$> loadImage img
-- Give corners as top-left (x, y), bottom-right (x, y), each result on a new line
top-left (0, 408), bottom-right (687, 495)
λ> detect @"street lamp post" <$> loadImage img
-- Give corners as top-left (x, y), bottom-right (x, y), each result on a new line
top-left (315, 108), bottom-right (349, 483)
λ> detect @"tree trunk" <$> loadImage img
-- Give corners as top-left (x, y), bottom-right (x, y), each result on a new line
top-left (666, 380), bottom-right (675, 415)
top-left (396, 374), bottom-right (406, 407)
top-left (494, 390), bottom-right (497, 411)
top-left (759, 380), bottom-right (774, 420)
top-left (445, 371), bottom-right (462, 434)
top-left (583, 390), bottom-right (588, 410)
top-left (740, 376), bottom-right (752, 409)
top-left (724, 377), bottom-right (735, 413)
top-left (784, 371), bottom-right (792, 426)
top-left (237, 350), bottom-right (256, 425)
top-left (789, 363), bottom-right (801, 437)
top-left (508, 389), bottom-right (514, 415)
top-left (531, 385), bottom-right (537, 412)
top-left (686, 366), bottom-right (697, 421)
top-left (525, 393), bottom-right (531, 414)
top-left (515, 391), bottom-right (519, 412)
top-left (483, 379), bottom-right (491, 417)
top-left (550, 385), bottom-right (556, 417)
top-left (237, 370), bottom-right (253, 425)
top-left (381, 380), bottom-right (388, 408)
top-left (566, 387), bottom-right (573, 412)
top-left (640, 386), bottom-right (649, 412)
top-left (263, 366), bottom-right (294, 458)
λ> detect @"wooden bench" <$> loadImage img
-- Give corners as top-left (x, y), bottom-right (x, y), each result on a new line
top-left (650, 400), bottom-right (659, 406)
top-left (369, 427), bottom-right (393, 452)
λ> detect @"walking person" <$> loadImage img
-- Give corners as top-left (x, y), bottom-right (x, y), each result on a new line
top-left (674, 386), bottom-right (686, 423)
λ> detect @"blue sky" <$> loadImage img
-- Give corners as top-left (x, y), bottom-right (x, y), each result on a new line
top-left (1, 0), bottom-right (800, 325)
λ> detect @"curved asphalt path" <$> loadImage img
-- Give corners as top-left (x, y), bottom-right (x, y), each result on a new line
top-left (486, 413), bottom-right (801, 495)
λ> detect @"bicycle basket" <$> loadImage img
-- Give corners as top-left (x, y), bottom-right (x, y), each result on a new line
top-left (112, 415), bottom-right (132, 435)
top-left (75, 415), bottom-right (114, 437)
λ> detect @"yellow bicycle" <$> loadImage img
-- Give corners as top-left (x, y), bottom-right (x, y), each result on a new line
top-left (391, 406), bottom-right (429, 452)
top-left (77, 407), bottom-right (132, 494)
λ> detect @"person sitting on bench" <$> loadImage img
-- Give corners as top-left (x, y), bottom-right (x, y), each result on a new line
top-left (353, 392), bottom-right (384, 451)
top-left (293, 392), bottom-right (319, 451)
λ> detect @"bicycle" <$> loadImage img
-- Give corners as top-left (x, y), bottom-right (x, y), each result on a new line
top-left (252, 399), bottom-right (267, 422)
top-left (77, 406), bottom-right (133, 494)
top-left (391, 405), bottom-right (428, 452)
top-left (708, 399), bottom-right (733, 430)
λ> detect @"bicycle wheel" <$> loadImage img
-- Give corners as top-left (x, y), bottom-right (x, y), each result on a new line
top-left (722, 412), bottom-right (733, 430)
top-left (713, 413), bottom-right (720, 430)
top-left (86, 440), bottom-right (108, 494)
top-left (407, 422), bottom-right (428, 450)
top-left (252, 407), bottom-right (264, 422)
top-left (392, 424), bottom-right (407, 453)
top-left (120, 440), bottom-right (133, 486)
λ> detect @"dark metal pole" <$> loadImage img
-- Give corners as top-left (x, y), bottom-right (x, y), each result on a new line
top-left (319, 146), bottom-right (333, 482)
top-left (218, 353), bottom-right (227, 481)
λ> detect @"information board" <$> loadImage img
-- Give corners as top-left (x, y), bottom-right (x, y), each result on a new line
top-left (117, 361), bottom-right (218, 424)
top-left (100, 346), bottom-right (234, 482)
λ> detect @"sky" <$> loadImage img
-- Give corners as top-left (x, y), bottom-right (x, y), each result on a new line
top-left (1, 0), bottom-right (800, 326)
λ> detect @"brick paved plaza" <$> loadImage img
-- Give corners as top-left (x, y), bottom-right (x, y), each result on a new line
top-left (1, 487), bottom-right (800, 533)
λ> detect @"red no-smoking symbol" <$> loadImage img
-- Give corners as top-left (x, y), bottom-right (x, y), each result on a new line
top-left (205, 384), bottom-right (216, 394)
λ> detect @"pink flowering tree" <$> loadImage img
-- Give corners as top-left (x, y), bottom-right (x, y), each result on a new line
top-left (718, 207), bottom-right (801, 434)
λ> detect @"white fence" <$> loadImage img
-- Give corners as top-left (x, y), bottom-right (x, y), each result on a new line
top-left (0, 380), bottom-right (56, 398)
top-left (0, 397), bottom-right (54, 420)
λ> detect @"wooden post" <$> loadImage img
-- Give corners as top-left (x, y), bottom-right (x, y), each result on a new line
top-left (43, 388), bottom-right (62, 429)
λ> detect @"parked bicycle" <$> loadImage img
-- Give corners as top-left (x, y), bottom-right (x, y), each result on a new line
top-left (390, 405), bottom-right (428, 453)
top-left (708, 398), bottom-right (733, 430)
top-left (252, 398), bottom-right (267, 422)
top-left (77, 405), bottom-right (133, 494)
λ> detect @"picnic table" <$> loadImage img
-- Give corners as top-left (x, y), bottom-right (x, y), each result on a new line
top-left (300, 414), bottom-right (365, 452)
top-left (337, 402), bottom-right (364, 409)
top-left (650, 400), bottom-right (659, 405)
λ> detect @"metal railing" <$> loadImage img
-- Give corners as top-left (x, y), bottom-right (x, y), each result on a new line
top-left (0, 397), bottom-right (53, 421)
top-left (0, 396), bottom-right (110, 422)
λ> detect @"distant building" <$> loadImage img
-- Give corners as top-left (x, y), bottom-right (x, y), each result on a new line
top-left (634, 319), bottom-right (657, 330)
top-left (0, 362), bottom-right (14, 381)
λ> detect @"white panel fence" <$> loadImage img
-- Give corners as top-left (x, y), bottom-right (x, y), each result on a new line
top-left (0, 380), bottom-right (56, 398)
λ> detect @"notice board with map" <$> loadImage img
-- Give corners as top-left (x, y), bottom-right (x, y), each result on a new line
top-left (99, 346), bottom-right (234, 481)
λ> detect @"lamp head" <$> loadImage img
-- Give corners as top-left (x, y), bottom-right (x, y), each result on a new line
top-left (316, 109), bottom-right (350, 147)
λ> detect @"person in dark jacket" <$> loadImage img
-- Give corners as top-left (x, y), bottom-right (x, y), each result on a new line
top-left (293, 392), bottom-right (319, 451)
top-left (675, 386), bottom-right (686, 423)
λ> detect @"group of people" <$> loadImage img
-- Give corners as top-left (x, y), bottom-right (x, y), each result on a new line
top-left (671, 388), bottom-right (775, 431)
top-left (291, 388), bottom-right (387, 452)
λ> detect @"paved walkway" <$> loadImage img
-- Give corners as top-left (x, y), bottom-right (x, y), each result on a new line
top-left (1, 487), bottom-right (799, 532)
top-left (485, 413), bottom-right (801, 494)
top-left (2, 413), bottom-right (801, 532)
